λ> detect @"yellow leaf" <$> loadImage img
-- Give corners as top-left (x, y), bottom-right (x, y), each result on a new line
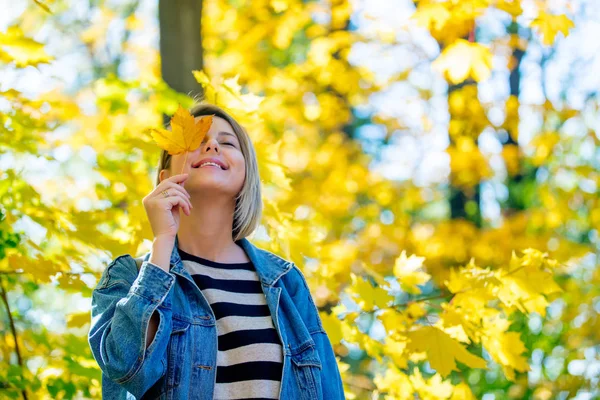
top-left (373, 363), bottom-right (413, 398)
top-left (405, 302), bottom-right (427, 320)
top-left (0, 25), bottom-right (53, 68)
top-left (445, 258), bottom-right (500, 293)
top-left (495, 0), bottom-right (523, 17)
top-left (33, 0), bottom-right (53, 14)
top-left (451, 382), bottom-right (477, 400)
top-left (378, 308), bottom-right (410, 334)
top-left (393, 250), bottom-right (430, 294)
top-left (347, 273), bottom-right (394, 311)
top-left (148, 104), bottom-right (213, 157)
top-left (411, 368), bottom-right (454, 399)
top-left (495, 250), bottom-right (562, 316)
top-left (439, 302), bottom-right (477, 342)
top-left (531, 11), bottom-right (574, 46)
top-left (319, 311), bottom-right (343, 345)
top-left (66, 311), bottom-right (90, 328)
top-left (411, 3), bottom-right (452, 32)
top-left (383, 337), bottom-right (408, 369)
top-left (361, 334), bottom-right (385, 363)
top-left (481, 325), bottom-right (529, 381)
top-left (433, 39), bottom-right (492, 84)
top-left (407, 326), bottom-right (487, 377)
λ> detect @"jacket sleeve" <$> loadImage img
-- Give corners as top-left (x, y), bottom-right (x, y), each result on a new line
top-left (88, 255), bottom-right (175, 398)
top-left (291, 265), bottom-right (346, 399)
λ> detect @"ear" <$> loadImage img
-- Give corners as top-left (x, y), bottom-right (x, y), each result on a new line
top-left (159, 168), bottom-right (170, 183)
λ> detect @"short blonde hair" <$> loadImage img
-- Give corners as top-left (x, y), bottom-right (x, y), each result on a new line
top-left (155, 102), bottom-right (263, 241)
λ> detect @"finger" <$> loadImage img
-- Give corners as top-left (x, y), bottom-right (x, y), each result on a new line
top-left (164, 181), bottom-right (191, 200)
top-left (155, 187), bottom-right (192, 212)
top-left (164, 173), bottom-right (189, 186)
top-left (171, 192), bottom-right (191, 215)
top-left (163, 192), bottom-right (191, 216)
top-left (164, 183), bottom-right (193, 211)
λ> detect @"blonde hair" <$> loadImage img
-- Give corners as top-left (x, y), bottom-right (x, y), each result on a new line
top-left (155, 102), bottom-right (263, 241)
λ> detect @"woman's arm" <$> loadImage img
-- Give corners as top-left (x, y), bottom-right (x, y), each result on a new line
top-left (311, 328), bottom-right (346, 399)
top-left (88, 254), bottom-right (175, 398)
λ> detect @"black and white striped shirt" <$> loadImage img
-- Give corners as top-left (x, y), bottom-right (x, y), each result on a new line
top-left (177, 247), bottom-right (283, 399)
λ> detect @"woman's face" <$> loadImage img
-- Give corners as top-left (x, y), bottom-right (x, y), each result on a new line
top-left (162, 116), bottom-right (246, 200)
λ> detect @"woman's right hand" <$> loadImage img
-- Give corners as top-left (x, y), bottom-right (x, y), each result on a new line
top-left (143, 173), bottom-right (193, 239)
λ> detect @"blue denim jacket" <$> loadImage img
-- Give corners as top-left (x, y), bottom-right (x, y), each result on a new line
top-left (88, 235), bottom-right (345, 399)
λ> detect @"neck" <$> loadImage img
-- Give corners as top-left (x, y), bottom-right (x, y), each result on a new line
top-left (176, 192), bottom-right (240, 261)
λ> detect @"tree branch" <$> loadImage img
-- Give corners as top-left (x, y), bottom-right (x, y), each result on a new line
top-left (0, 276), bottom-right (28, 400)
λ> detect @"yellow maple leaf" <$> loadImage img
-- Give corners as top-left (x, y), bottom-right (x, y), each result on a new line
top-left (407, 326), bottom-right (487, 377)
top-left (147, 104), bottom-right (213, 174)
top-left (495, 250), bottom-right (562, 316)
top-left (192, 70), bottom-right (264, 126)
top-left (531, 11), bottom-right (574, 46)
top-left (433, 39), bottom-right (493, 84)
top-left (393, 250), bottom-right (430, 294)
top-left (0, 25), bottom-right (53, 68)
top-left (481, 320), bottom-right (529, 381)
top-left (348, 272), bottom-right (394, 311)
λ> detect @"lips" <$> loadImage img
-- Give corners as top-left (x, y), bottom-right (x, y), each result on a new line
top-left (191, 158), bottom-right (228, 170)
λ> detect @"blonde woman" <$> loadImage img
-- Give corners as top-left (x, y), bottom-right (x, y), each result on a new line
top-left (88, 103), bottom-right (345, 399)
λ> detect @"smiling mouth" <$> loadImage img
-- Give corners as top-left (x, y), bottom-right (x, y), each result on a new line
top-left (192, 165), bottom-right (227, 173)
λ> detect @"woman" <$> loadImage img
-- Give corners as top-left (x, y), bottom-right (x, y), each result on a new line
top-left (88, 103), bottom-right (345, 399)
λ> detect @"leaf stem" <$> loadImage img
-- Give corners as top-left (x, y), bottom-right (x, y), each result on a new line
top-left (181, 152), bottom-right (189, 178)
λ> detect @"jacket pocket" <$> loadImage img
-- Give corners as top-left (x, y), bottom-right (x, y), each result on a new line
top-left (290, 344), bottom-right (323, 400)
top-left (166, 317), bottom-right (191, 388)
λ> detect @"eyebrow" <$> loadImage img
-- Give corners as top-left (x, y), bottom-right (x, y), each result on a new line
top-left (218, 131), bottom-right (238, 140)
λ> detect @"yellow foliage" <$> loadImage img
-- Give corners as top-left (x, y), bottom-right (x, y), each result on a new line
top-left (481, 320), bottom-right (530, 381)
top-left (393, 250), bottom-right (431, 294)
top-left (407, 326), bottom-right (487, 377)
top-left (0, 25), bottom-right (52, 67)
top-left (66, 311), bottom-right (91, 328)
top-left (319, 310), bottom-right (344, 346)
top-left (3, 0), bottom-right (591, 398)
top-left (373, 363), bottom-right (413, 400)
top-left (531, 11), bottom-right (574, 46)
top-left (347, 273), bottom-right (394, 312)
top-left (412, 369), bottom-right (455, 400)
top-left (450, 382), bottom-right (477, 400)
top-left (447, 137), bottom-right (493, 189)
top-left (433, 39), bottom-right (493, 84)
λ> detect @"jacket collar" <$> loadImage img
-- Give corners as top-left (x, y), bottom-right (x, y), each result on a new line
top-left (165, 234), bottom-right (293, 287)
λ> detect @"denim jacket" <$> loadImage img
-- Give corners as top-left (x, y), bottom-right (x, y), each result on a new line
top-left (88, 235), bottom-right (345, 399)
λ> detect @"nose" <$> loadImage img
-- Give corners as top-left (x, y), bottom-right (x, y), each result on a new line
top-left (201, 136), bottom-right (220, 153)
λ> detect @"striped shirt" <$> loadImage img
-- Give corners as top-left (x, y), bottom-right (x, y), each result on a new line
top-left (177, 247), bottom-right (284, 399)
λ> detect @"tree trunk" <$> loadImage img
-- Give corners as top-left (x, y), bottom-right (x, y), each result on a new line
top-left (158, 0), bottom-right (204, 100)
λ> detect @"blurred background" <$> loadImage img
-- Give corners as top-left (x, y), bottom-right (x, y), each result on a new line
top-left (1, 0), bottom-right (599, 398)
